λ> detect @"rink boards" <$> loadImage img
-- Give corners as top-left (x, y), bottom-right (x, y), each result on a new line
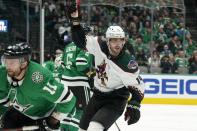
top-left (141, 74), bottom-right (197, 105)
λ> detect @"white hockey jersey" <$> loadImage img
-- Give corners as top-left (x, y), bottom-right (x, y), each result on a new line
top-left (85, 36), bottom-right (145, 94)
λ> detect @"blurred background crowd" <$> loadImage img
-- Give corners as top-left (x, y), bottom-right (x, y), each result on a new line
top-left (0, 0), bottom-right (197, 74)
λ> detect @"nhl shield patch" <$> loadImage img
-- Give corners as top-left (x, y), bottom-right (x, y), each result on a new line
top-left (127, 60), bottom-right (138, 70)
top-left (32, 72), bottom-right (43, 83)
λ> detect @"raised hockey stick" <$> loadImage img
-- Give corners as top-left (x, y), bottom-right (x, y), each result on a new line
top-left (1, 125), bottom-right (39, 131)
top-left (115, 122), bottom-right (121, 131)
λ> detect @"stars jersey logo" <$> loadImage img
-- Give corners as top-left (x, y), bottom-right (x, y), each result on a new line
top-left (32, 72), bottom-right (43, 83)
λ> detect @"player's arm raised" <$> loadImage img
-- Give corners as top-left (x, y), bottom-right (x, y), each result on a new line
top-left (67, 2), bottom-right (86, 50)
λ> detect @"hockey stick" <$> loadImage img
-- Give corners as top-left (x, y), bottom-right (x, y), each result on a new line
top-left (115, 122), bottom-right (121, 131)
top-left (1, 125), bottom-right (39, 131)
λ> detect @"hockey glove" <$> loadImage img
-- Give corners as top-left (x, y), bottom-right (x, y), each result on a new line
top-left (66, 1), bottom-right (80, 23)
top-left (45, 116), bottom-right (60, 130)
top-left (124, 100), bottom-right (141, 125)
top-left (68, 3), bottom-right (77, 15)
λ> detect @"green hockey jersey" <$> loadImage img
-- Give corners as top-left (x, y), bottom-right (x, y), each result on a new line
top-left (61, 42), bottom-right (93, 87)
top-left (0, 105), bottom-right (7, 117)
top-left (43, 60), bottom-right (63, 82)
top-left (0, 61), bottom-right (76, 120)
top-left (43, 60), bottom-right (55, 73)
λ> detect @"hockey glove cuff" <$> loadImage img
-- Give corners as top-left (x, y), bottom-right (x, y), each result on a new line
top-left (124, 100), bottom-right (141, 125)
top-left (45, 116), bottom-right (60, 130)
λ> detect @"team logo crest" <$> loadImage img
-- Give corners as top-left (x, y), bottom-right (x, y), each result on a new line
top-left (127, 60), bottom-right (138, 70)
top-left (32, 72), bottom-right (43, 83)
top-left (96, 60), bottom-right (108, 87)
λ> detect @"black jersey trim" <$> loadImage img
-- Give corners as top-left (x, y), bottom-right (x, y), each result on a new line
top-left (61, 78), bottom-right (89, 82)
top-left (61, 90), bottom-right (71, 102)
top-left (0, 98), bottom-right (9, 105)
top-left (62, 118), bottom-right (79, 125)
top-left (76, 59), bottom-right (87, 63)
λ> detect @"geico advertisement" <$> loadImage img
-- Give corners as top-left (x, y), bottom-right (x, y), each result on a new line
top-left (141, 74), bottom-right (197, 98)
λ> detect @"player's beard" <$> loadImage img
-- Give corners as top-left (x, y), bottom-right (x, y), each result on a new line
top-left (113, 46), bottom-right (122, 54)
top-left (109, 45), bottom-right (123, 57)
top-left (7, 68), bottom-right (21, 78)
top-left (7, 65), bottom-right (26, 79)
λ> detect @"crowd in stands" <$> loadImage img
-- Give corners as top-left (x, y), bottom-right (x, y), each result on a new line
top-left (0, 0), bottom-right (197, 74)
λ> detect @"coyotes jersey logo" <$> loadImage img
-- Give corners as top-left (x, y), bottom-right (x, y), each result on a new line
top-left (96, 60), bottom-right (108, 87)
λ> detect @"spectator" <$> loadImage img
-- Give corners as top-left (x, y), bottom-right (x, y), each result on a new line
top-left (160, 44), bottom-right (173, 58)
top-left (160, 55), bottom-right (178, 73)
top-left (175, 50), bottom-right (188, 68)
top-left (188, 51), bottom-right (197, 74)
top-left (168, 33), bottom-right (181, 55)
top-left (154, 24), bottom-right (168, 44)
top-left (148, 50), bottom-right (160, 68)
top-left (186, 38), bottom-right (197, 57)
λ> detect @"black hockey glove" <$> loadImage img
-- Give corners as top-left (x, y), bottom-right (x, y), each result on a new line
top-left (45, 116), bottom-right (60, 130)
top-left (66, 1), bottom-right (80, 23)
top-left (124, 100), bottom-right (141, 125)
top-left (68, 3), bottom-right (77, 15)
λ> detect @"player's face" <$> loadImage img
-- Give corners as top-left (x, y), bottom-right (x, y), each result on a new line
top-left (4, 58), bottom-right (22, 77)
top-left (109, 38), bottom-right (125, 56)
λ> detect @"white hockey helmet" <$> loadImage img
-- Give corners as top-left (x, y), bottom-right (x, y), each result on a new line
top-left (106, 26), bottom-right (125, 39)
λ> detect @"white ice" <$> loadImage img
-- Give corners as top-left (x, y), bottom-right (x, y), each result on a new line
top-left (109, 104), bottom-right (197, 131)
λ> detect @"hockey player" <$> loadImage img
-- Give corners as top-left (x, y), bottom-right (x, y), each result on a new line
top-left (57, 40), bottom-right (93, 130)
top-left (68, 5), bottom-right (145, 131)
top-left (43, 49), bottom-right (63, 82)
top-left (0, 42), bottom-right (76, 130)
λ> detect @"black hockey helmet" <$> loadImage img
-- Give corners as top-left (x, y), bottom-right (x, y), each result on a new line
top-left (2, 42), bottom-right (31, 63)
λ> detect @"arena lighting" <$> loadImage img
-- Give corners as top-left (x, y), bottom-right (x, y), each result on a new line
top-left (0, 20), bottom-right (8, 32)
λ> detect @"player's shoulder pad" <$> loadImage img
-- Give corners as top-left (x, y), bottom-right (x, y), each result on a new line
top-left (127, 59), bottom-right (138, 73)
top-left (29, 61), bottom-right (53, 84)
top-left (115, 51), bottom-right (138, 73)
top-left (122, 52), bottom-right (138, 73)
top-left (127, 59), bottom-right (138, 70)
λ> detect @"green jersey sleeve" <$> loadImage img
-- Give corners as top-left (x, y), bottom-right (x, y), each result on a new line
top-left (76, 50), bottom-right (92, 72)
top-left (43, 61), bottom-right (55, 73)
top-left (41, 74), bottom-right (76, 120)
top-left (0, 66), bottom-right (9, 105)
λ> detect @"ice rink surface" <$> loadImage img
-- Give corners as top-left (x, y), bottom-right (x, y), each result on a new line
top-left (109, 104), bottom-right (197, 131)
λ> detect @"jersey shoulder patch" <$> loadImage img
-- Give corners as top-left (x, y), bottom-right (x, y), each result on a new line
top-left (127, 60), bottom-right (138, 71)
top-left (31, 71), bottom-right (44, 83)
